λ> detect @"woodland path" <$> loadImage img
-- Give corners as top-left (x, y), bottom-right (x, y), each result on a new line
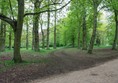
top-left (0, 48), bottom-right (118, 83)
top-left (30, 58), bottom-right (118, 83)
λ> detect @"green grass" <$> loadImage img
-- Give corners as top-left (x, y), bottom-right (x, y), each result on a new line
top-left (0, 46), bottom-right (114, 73)
top-left (0, 60), bottom-right (15, 72)
top-left (2, 47), bottom-right (64, 56)
top-left (0, 47), bottom-right (62, 73)
top-left (2, 60), bottom-right (15, 67)
top-left (94, 45), bottom-right (112, 49)
top-left (0, 58), bottom-right (51, 73)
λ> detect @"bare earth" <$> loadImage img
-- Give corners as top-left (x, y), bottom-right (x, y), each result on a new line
top-left (30, 58), bottom-right (118, 83)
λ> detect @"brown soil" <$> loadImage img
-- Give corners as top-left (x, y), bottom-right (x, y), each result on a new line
top-left (0, 48), bottom-right (118, 83)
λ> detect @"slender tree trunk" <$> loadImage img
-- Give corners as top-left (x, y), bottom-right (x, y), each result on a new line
top-left (32, 27), bottom-right (35, 50)
top-left (78, 26), bottom-right (81, 49)
top-left (0, 21), bottom-right (6, 52)
top-left (26, 21), bottom-right (29, 50)
top-left (3, 22), bottom-right (6, 50)
top-left (47, 0), bottom-right (50, 49)
top-left (88, 3), bottom-right (97, 54)
top-left (9, 30), bottom-right (12, 50)
top-left (77, 14), bottom-right (81, 49)
top-left (0, 0), bottom-right (6, 52)
top-left (40, 22), bottom-right (45, 48)
top-left (13, 0), bottom-right (24, 63)
top-left (112, 10), bottom-right (118, 50)
top-left (72, 34), bottom-right (75, 47)
top-left (54, 6), bottom-right (57, 49)
top-left (33, 19), bottom-right (40, 51)
top-left (96, 33), bottom-right (101, 46)
top-left (33, 0), bottom-right (40, 51)
top-left (82, 10), bottom-right (87, 50)
top-left (64, 32), bottom-right (67, 46)
top-left (33, 15), bottom-right (40, 51)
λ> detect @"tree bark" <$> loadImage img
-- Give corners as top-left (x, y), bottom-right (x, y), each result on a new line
top-left (32, 27), bottom-right (35, 50)
top-left (9, 29), bottom-right (12, 50)
top-left (88, 3), bottom-right (97, 54)
top-left (72, 34), bottom-right (75, 47)
top-left (33, 15), bottom-right (40, 51)
top-left (64, 32), bottom-right (67, 46)
top-left (3, 22), bottom-right (6, 51)
top-left (40, 21), bottom-right (45, 48)
top-left (0, 21), bottom-right (6, 52)
top-left (13, 0), bottom-right (24, 63)
top-left (26, 21), bottom-right (29, 50)
top-left (0, 0), bottom-right (6, 52)
top-left (53, 6), bottom-right (57, 49)
top-left (78, 25), bottom-right (81, 49)
top-left (96, 33), bottom-right (101, 46)
top-left (82, 10), bottom-right (87, 50)
top-left (112, 10), bottom-right (118, 50)
top-left (47, 0), bottom-right (50, 49)
top-left (32, 0), bottom-right (40, 51)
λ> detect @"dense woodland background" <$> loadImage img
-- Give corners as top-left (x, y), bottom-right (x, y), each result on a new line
top-left (0, 0), bottom-right (118, 63)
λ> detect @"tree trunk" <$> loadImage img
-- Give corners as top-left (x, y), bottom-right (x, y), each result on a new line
top-left (88, 3), bottom-right (97, 54)
top-left (3, 22), bottom-right (6, 50)
top-left (33, 15), bottom-right (40, 51)
top-left (32, 0), bottom-right (40, 51)
top-left (78, 26), bottom-right (81, 49)
top-left (13, 0), bottom-right (24, 63)
top-left (26, 21), bottom-right (29, 50)
top-left (0, 22), bottom-right (6, 52)
top-left (40, 21), bottom-right (45, 48)
top-left (96, 33), bottom-right (101, 46)
top-left (72, 34), bottom-right (75, 47)
top-left (32, 27), bottom-right (35, 50)
top-left (47, 0), bottom-right (50, 50)
top-left (0, 21), bottom-right (6, 52)
top-left (53, 6), bottom-right (57, 49)
top-left (82, 10), bottom-right (87, 50)
top-left (9, 30), bottom-right (12, 50)
top-left (112, 10), bottom-right (118, 50)
top-left (0, 1), bottom-right (6, 52)
top-left (64, 32), bottom-right (67, 46)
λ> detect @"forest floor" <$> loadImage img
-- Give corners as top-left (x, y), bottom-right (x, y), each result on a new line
top-left (0, 48), bottom-right (118, 83)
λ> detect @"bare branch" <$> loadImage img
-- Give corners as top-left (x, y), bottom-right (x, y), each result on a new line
top-left (50, 0), bottom-right (64, 4)
top-left (24, 0), bottom-right (71, 17)
top-left (0, 13), bottom-right (16, 29)
top-left (40, 2), bottom-right (62, 10)
top-left (9, 0), bottom-right (14, 20)
top-left (98, 5), bottom-right (108, 12)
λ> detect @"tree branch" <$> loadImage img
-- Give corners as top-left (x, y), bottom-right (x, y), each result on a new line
top-left (24, 0), bottom-right (71, 17)
top-left (97, 5), bottom-right (109, 12)
top-left (9, 0), bottom-right (14, 20)
top-left (40, 2), bottom-right (62, 10)
top-left (0, 13), bottom-right (16, 29)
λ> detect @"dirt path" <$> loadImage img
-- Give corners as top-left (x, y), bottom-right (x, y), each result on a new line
top-left (30, 58), bottom-right (118, 83)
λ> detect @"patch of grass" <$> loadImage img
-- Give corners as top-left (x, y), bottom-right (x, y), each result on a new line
top-left (39, 48), bottom-right (57, 55)
top-left (20, 47), bottom-right (64, 56)
top-left (4, 60), bottom-right (14, 66)
top-left (0, 60), bottom-right (15, 72)
top-left (94, 45), bottom-right (112, 49)
top-left (0, 58), bottom-right (50, 73)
